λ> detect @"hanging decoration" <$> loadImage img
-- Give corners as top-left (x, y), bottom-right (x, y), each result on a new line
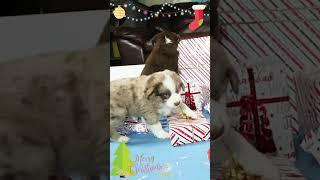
top-left (109, 2), bottom-right (210, 22)
top-left (112, 5), bottom-right (126, 19)
top-left (188, 4), bottom-right (206, 31)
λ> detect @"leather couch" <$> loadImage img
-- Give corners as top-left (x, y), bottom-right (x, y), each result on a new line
top-left (110, 0), bottom-right (210, 65)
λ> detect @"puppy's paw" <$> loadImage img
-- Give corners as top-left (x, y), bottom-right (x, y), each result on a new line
top-left (185, 110), bottom-right (198, 119)
top-left (154, 131), bottom-right (170, 139)
top-left (147, 122), bottom-right (170, 139)
top-left (117, 136), bottom-right (130, 143)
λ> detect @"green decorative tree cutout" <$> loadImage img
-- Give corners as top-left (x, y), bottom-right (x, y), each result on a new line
top-left (111, 141), bottom-right (136, 177)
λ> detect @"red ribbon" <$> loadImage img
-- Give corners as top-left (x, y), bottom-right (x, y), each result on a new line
top-left (181, 83), bottom-right (201, 110)
top-left (227, 68), bottom-right (289, 153)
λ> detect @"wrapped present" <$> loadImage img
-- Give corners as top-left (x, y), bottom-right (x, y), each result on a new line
top-left (181, 82), bottom-right (202, 111)
top-left (294, 70), bottom-right (320, 165)
top-left (180, 81), bottom-right (210, 112)
top-left (168, 113), bottom-right (210, 146)
top-left (300, 129), bottom-right (320, 165)
top-left (117, 117), bottom-right (170, 135)
top-left (293, 71), bottom-right (320, 134)
top-left (226, 60), bottom-right (297, 159)
top-left (117, 118), bottom-right (149, 135)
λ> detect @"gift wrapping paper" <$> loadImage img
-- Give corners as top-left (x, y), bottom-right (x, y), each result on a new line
top-left (214, 0), bottom-right (320, 178)
top-left (225, 60), bottom-right (297, 160)
top-left (117, 118), bottom-right (149, 135)
top-left (178, 36), bottom-right (210, 113)
top-left (180, 81), bottom-right (210, 112)
top-left (294, 72), bottom-right (319, 133)
top-left (212, 156), bottom-right (305, 180)
top-left (294, 70), bottom-right (320, 164)
top-left (168, 113), bottom-right (210, 147)
top-left (300, 129), bottom-right (320, 165)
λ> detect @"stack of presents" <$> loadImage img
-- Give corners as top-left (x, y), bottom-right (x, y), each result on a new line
top-left (117, 80), bottom-right (211, 147)
top-left (117, 36), bottom-right (211, 147)
top-left (213, 0), bottom-right (320, 178)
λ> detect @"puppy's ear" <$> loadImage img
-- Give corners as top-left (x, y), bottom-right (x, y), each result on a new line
top-left (227, 66), bottom-right (240, 95)
top-left (165, 34), bottom-right (173, 44)
top-left (181, 83), bottom-right (185, 91)
top-left (176, 34), bottom-right (181, 43)
top-left (145, 73), bottom-right (164, 98)
top-left (144, 32), bottom-right (165, 51)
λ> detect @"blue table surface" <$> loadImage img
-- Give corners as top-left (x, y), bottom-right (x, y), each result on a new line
top-left (293, 134), bottom-right (320, 180)
top-left (110, 132), bottom-right (210, 180)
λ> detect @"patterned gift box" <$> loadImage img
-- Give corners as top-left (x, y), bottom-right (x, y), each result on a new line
top-left (180, 81), bottom-right (211, 113)
top-left (300, 128), bottom-right (320, 165)
top-left (168, 113), bottom-right (210, 147)
top-left (225, 60), bottom-right (298, 160)
top-left (293, 71), bottom-right (320, 134)
top-left (117, 118), bottom-right (149, 135)
top-left (295, 70), bottom-right (320, 165)
top-left (117, 117), bottom-right (169, 135)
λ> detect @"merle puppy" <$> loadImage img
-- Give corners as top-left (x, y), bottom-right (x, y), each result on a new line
top-left (141, 31), bottom-right (180, 75)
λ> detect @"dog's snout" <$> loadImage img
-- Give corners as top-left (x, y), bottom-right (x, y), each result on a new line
top-left (174, 101), bottom-right (180, 106)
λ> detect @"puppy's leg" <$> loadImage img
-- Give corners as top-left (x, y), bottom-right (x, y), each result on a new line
top-left (211, 99), bottom-right (280, 180)
top-left (110, 108), bottom-right (129, 142)
top-left (110, 128), bottom-right (129, 143)
top-left (144, 113), bottom-right (169, 139)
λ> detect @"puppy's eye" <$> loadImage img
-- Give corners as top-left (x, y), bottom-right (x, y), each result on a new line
top-left (162, 93), bottom-right (170, 99)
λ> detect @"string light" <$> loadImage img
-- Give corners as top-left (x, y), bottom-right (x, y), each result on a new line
top-left (110, 2), bottom-right (210, 22)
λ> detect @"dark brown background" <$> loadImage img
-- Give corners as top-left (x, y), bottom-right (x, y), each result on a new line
top-left (0, 0), bottom-right (106, 16)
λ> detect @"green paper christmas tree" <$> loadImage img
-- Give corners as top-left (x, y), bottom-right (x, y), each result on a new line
top-left (111, 141), bottom-right (136, 177)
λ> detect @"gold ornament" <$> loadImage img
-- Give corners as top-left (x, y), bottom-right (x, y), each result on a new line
top-left (113, 5), bottom-right (126, 19)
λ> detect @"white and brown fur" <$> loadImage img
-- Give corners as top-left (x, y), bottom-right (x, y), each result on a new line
top-left (0, 29), bottom-right (108, 178)
top-left (141, 31), bottom-right (180, 76)
top-left (212, 39), bottom-right (280, 179)
top-left (110, 70), bottom-right (197, 142)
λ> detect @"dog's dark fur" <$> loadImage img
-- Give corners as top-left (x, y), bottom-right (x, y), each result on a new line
top-left (141, 31), bottom-right (180, 76)
top-left (0, 44), bottom-right (108, 179)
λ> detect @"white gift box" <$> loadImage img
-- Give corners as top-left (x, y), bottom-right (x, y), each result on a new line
top-left (225, 59), bottom-right (297, 160)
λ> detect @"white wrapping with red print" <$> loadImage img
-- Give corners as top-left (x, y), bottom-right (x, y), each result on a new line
top-left (225, 60), bottom-right (297, 160)
top-left (180, 81), bottom-right (210, 112)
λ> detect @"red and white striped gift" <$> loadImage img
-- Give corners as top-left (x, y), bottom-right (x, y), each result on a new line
top-left (218, 1), bottom-right (320, 123)
top-left (178, 36), bottom-right (210, 90)
top-left (294, 70), bottom-right (320, 164)
top-left (293, 71), bottom-right (320, 134)
top-left (168, 114), bottom-right (210, 147)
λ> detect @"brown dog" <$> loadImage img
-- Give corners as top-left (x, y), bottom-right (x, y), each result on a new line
top-left (141, 31), bottom-right (180, 75)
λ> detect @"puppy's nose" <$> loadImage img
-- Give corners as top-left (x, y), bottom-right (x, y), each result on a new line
top-left (174, 101), bottom-right (180, 106)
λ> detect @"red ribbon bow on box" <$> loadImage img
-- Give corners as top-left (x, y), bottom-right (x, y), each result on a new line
top-left (181, 83), bottom-right (201, 110)
top-left (227, 68), bottom-right (289, 153)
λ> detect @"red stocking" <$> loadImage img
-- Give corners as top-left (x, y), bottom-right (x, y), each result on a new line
top-left (188, 5), bottom-right (206, 31)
